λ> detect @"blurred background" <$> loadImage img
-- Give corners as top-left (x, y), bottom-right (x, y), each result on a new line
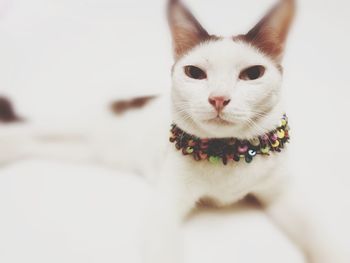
top-left (0, 0), bottom-right (349, 262)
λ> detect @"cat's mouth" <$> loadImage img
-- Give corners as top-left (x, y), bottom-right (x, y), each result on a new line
top-left (205, 116), bottom-right (234, 126)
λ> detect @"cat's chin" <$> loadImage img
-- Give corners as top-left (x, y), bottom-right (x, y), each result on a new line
top-left (174, 111), bottom-right (281, 139)
top-left (189, 117), bottom-right (248, 139)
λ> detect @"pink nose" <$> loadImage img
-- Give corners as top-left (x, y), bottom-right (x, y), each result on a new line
top-left (208, 96), bottom-right (231, 112)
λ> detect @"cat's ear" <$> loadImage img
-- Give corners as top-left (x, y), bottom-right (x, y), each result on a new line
top-left (168, 0), bottom-right (210, 60)
top-left (245, 0), bottom-right (295, 62)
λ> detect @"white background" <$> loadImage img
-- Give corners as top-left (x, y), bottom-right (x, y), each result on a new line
top-left (0, 0), bottom-right (349, 262)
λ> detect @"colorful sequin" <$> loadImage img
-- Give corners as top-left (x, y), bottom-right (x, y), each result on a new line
top-left (169, 115), bottom-right (290, 165)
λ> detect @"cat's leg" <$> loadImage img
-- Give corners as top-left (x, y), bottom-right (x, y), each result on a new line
top-left (0, 121), bottom-right (95, 165)
top-left (144, 156), bottom-right (199, 263)
top-left (0, 96), bottom-right (95, 165)
top-left (254, 174), bottom-right (350, 263)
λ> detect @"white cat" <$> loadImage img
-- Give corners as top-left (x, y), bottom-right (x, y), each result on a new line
top-left (0, 0), bottom-right (349, 262)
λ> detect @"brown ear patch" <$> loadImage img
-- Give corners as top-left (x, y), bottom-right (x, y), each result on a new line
top-left (0, 97), bottom-right (22, 123)
top-left (238, 0), bottom-right (295, 62)
top-left (168, 0), bottom-right (213, 60)
top-left (110, 95), bottom-right (157, 115)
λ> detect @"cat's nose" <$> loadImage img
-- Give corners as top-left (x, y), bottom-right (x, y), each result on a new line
top-left (208, 96), bottom-right (231, 112)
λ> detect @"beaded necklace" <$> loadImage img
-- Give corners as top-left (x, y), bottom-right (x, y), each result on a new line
top-left (169, 115), bottom-right (290, 165)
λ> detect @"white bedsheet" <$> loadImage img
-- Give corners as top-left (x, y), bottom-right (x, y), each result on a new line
top-left (0, 161), bottom-right (304, 263)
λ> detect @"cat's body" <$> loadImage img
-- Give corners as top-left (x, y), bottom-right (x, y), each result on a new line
top-left (0, 90), bottom-right (285, 205)
top-left (1, 0), bottom-right (349, 262)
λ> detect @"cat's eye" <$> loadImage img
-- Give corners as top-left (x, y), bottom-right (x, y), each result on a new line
top-left (239, 65), bottom-right (265, 81)
top-left (184, 65), bottom-right (207, 80)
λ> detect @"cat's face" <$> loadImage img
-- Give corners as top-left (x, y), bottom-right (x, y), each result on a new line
top-left (168, 0), bottom-right (295, 138)
top-left (171, 38), bottom-right (283, 138)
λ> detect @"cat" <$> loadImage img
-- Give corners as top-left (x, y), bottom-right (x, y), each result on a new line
top-left (0, 0), bottom-right (349, 262)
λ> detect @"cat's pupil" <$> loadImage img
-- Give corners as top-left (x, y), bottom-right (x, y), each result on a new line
top-left (184, 66), bottom-right (207, 80)
top-left (247, 67), bottom-right (261, 79)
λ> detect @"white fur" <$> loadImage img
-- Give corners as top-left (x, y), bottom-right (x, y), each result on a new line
top-left (0, 30), bottom-right (349, 263)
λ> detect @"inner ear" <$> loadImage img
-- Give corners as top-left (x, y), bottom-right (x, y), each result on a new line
top-left (243, 0), bottom-right (295, 62)
top-left (168, 0), bottom-right (210, 60)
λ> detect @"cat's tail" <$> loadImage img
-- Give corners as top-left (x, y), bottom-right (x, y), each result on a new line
top-left (0, 96), bottom-right (22, 123)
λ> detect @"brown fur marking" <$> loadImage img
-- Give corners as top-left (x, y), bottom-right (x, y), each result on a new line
top-left (0, 97), bottom-right (22, 123)
top-left (110, 95), bottom-right (157, 115)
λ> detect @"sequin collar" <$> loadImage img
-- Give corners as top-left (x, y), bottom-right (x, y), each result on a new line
top-left (169, 115), bottom-right (290, 165)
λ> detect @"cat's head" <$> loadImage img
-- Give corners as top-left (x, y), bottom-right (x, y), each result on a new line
top-left (168, 0), bottom-right (295, 139)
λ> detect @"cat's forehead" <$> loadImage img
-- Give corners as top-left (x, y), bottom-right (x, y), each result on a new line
top-left (178, 38), bottom-right (273, 68)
